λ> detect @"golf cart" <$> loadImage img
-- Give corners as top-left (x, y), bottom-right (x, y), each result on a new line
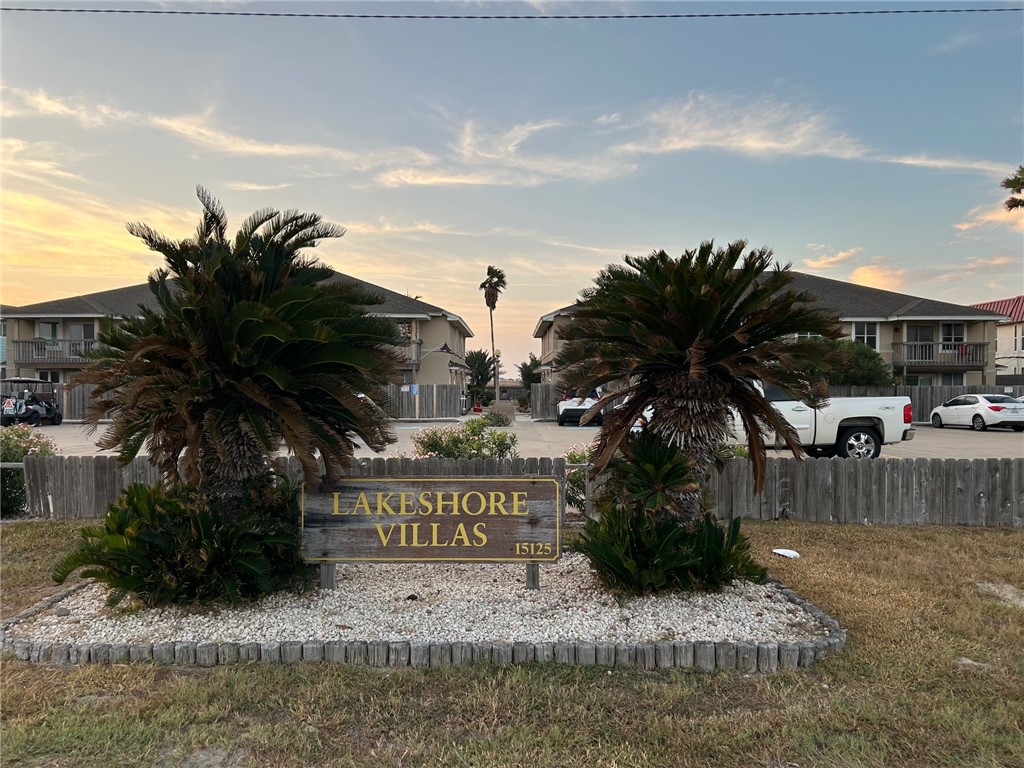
top-left (1, 378), bottom-right (63, 427)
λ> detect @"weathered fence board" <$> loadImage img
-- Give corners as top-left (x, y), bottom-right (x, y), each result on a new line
top-left (18, 454), bottom-right (1024, 528)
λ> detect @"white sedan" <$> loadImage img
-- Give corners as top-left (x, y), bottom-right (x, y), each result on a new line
top-left (929, 394), bottom-right (1024, 432)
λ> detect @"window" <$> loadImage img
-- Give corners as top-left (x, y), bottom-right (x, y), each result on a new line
top-left (67, 322), bottom-right (95, 340)
top-left (852, 322), bottom-right (878, 350)
top-left (940, 372), bottom-right (964, 386)
top-left (38, 371), bottom-right (60, 384)
top-left (941, 322), bottom-right (965, 352)
top-left (35, 321), bottom-right (59, 339)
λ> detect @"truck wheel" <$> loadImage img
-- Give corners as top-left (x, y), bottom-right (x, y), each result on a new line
top-left (971, 415), bottom-right (987, 431)
top-left (931, 413), bottom-right (943, 428)
top-left (27, 412), bottom-right (41, 427)
top-left (837, 427), bottom-right (880, 459)
top-left (51, 412), bottom-right (63, 426)
top-left (557, 415), bottom-right (566, 426)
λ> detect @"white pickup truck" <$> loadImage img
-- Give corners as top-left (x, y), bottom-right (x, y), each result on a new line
top-left (729, 383), bottom-right (915, 459)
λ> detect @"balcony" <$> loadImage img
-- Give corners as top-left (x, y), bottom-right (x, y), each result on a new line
top-left (10, 339), bottom-right (99, 368)
top-left (892, 341), bottom-right (989, 371)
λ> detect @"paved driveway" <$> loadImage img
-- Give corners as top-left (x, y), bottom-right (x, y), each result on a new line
top-left (35, 417), bottom-right (1024, 461)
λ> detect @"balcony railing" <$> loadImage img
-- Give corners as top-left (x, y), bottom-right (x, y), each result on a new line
top-left (892, 341), bottom-right (988, 369)
top-left (10, 339), bottom-right (99, 366)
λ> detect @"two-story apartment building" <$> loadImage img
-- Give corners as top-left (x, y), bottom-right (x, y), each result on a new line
top-left (970, 295), bottom-right (1024, 380)
top-left (533, 273), bottom-right (1008, 387)
top-left (2, 272), bottom-right (473, 415)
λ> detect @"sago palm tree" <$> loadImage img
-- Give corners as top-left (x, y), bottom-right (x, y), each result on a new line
top-left (556, 240), bottom-right (842, 510)
top-left (479, 266), bottom-right (507, 405)
top-left (75, 187), bottom-right (405, 515)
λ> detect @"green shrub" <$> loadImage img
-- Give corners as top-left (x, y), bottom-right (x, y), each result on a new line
top-left (573, 432), bottom-right (766, 595)
top-left (686, 513), bottom-right (767, 590)
top-left (411, 417), bottom-right (518, 460)
top-left (601, 432), bottom-right (699, 518)
top-left (574, 500), bottom-right (700, 594)
top-left (575, 507), bottom-right (767, 595)
top-left (0, 425), bottom-right (60, 518)
top-left (480, 411), bottom-right (512, 427)
top-left (52, 476), bottom-right (313, 607)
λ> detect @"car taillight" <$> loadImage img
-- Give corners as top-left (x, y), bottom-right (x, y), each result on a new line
top-left (988, 405), bottom-right (1006, 412)
top-left (903, 403), bottom-right (913, 423)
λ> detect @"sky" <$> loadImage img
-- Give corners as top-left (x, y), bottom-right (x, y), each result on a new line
top-left (2, 0), bottom-right (1022, 369)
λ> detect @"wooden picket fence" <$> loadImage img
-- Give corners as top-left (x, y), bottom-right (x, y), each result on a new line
top-left (708, 456), bottom-right (1024, 528)
top-left (18, 454), bottom-right (1024, 528)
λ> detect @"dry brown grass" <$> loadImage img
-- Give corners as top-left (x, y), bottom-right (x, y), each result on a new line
top-left (2, 519), bottom-right (1023, 768)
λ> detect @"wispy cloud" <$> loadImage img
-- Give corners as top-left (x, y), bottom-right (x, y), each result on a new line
top-left (149, 113), bottom-right (433, 171)
top-left (2, 85), bottom-right (435, 174)
top-left (880, 153), bottom-right (1008, 175)
top-left (343, 218), bottom-right (460, 237)
top-left (4, 84), bottom-right (1009, 196)
top-left (594, 113), bottom-right (622, 126)
top-left (932, 31), bottom-right (982, 54)
top-left (849, 265), bottom-right (908, 293)
top-left (802, 246), bottom-right (864, 270)
top-left (0, 85), bottom-right (134, 126)
top-left (615, 92), bottom-right (869, 160)
top-left (379, 117), bottom-right (636, 188)
top-left (953, 204), bottom-right (1024, 233)
top-left (1, 138), bottom-right (83, 187)
top-left (223, 181), bottom-right (293, 192)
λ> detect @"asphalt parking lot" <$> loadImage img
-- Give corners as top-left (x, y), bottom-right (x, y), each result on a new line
top-left (34, 417), bottom-right (1024, 461)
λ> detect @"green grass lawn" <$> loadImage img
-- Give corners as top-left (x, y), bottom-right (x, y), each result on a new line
top-left (2, 519), bottom-right (1022, 768)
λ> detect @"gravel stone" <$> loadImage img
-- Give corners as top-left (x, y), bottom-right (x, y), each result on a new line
top-left (4, 555), bottom-right (835, 661)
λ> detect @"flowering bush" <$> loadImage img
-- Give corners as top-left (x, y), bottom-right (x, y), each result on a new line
top-left (411, 417), bottom-right (518, 460)
top-left (0, 425), bottom-right (60, 518)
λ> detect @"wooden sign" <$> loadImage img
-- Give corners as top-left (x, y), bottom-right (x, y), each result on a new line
top-left (302, 477), bottom-right (561, 562)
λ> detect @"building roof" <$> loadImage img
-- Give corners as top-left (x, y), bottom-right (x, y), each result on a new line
top-left (2, 272), bottom-right (474, 337)
top-left (969, 295), bottom-right (1024, 324)
top-left (532, 304), bottom-right (577, 338)
top-left (786, 273), bottom-right (1008, 322)
top-left (533, 273), bottom-right (1009, 332)
top-left (2, 283), bottom-right (158, 319)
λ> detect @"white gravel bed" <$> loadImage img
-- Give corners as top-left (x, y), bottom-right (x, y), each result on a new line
top-left (5, 554), bottom-right (828, 646)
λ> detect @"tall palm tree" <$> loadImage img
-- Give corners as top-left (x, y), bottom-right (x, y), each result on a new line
top-left (556, 240), bottom-right (842, 514)
top-left (75, 187), bottom-right (405, 515)
top-left (479, 266), bottom-right (507, 406)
